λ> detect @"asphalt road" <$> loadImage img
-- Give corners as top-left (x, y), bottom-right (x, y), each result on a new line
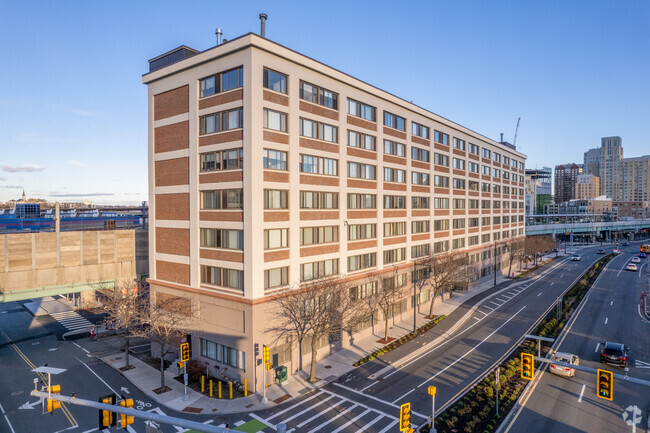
top-left (502, 242), bottom-right (650, 433)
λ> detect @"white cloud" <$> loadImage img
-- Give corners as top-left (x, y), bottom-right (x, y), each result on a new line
top-left (2, 164), bottom-right (45, 172)
top-left (67, 160), bottom-right (88, 167)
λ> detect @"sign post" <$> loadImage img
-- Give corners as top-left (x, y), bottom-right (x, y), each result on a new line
top-left (180, 343), bottom-right (189, 401)
top-left (428, 385), bottom-right (437, 433)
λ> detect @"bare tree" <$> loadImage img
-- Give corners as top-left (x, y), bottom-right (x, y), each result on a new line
top-left (507, 239), bottom-right (525, 277)
top-left (131, 292), bottom-right (194, 391)
top-left (424, 252), bottom-right (465, 318)
top-left (375, 272), bottom-right (409, 342)
top-left (96, 277), bottom-right (146, 369)
top-left (267, 276), bottom-right (355, 383)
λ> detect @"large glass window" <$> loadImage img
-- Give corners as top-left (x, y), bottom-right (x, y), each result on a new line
top-left (348, 130), bottom-right (376, 151)
top-left (199, 108), bottom-right (243, 135)
top-left (411, 220), bottom-right (430, 233)
top-left (263, 108), bottom-right (287, 132)
top-left (383, 195), bottom-right (406, 209)
top-left (263, 149), bottom-right (287, 170)
top-left (434, 130), bottom-right (449, 145)
top-left (200, 148), bottom-right (243, 172)
top-left (200, 189), bottom-right (243, 209)
top-left (412, 147), bottom-right (430, 162)
top-left (347, 193), bottom-right (376, 209)
top-left (412, 244), bottom-right (430, 258)
top-left (299, 118), bottom-right (338, 143)
top-left (300, 191), bottom-right (338, 209)
top-left (434, 153), bottom-right (449, 166)
top-left (384, 221), bottom-right (406, 236)
top-left (412, 172), bottom-right (430, 185)
top-left (348, 253), bottom-right (376, 272)
top-left (384, 167), bottom-right (406, 183)
top-left (347, 98), bottom-right (376, 121)
top-left (299, 154), bottom-right (338, 176)
top-left (300, 259), bottom-right (338, 281)
top-left (263, 68), bottom-right (287, 94)
top-left (453, 138), bottom-right (466, 151)
top-left (200, 228), bottom-right (243, 250)
top-left (200, 338), bottom-right (245, 369)
top-left (201, 266), bottom-right (244, 291)
top-left (299, 81), bottom-right (337, 109)
top-left (264, 267), bottom-right (289, 290)
top-left (412, 196), bottom-right (429, 209)
top-left (264, 228), bottom-right (289, 249)
top-left (384, 112), bottom-right (405, 131)
top-left (301, 226), bottom-right (339, 245)
top-left (264, 189), bottom-right (288, 209)
top-left (348, 162), bottom-right (376, 179)
top-left (348, 223), bottom-right (376, 241)
top-left (200, 67), bottom-right (243, 98)
top-left (411, 122), bottom-right (430, 139)
top-left (384, 140), bottom-right (405, 157)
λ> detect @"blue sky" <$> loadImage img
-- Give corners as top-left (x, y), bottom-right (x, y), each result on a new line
top-left (1, 1), bottom-right (648, 204)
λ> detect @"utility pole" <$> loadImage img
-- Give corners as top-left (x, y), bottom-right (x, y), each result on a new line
top-left (493, 242), bottom-right (497, 286)
top-left (413, 261), bottom-right (417, 332)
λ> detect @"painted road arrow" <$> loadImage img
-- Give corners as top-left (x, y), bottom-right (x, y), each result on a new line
top-left (120, 386), bottom-right (130, 394)
top-left (18, 400), bottom-right (41, 410)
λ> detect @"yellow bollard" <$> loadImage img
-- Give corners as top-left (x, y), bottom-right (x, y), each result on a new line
top-left (229, 381), bottom-right (233, 399)
top-left (209, 380), bottom-right (213, 398)
top-left (201, 376), bottom-right (205, 393)
top-left (244, 378), bottom-right (247, 397)
top-left (218, 381), bottom-right (222, 399)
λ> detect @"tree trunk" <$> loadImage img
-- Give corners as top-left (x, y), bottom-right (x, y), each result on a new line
top-left (159, 352), bottom-right (165, 389)
top-left (297, 337), bottom-right (304, 372)
top-left (124, 330), bottom-right (130, 368)
top-left (309, 340), bottom-right (318, 383)
top-left (428, 294), bottom-right (436, 317)
top-left (383, 307), bottom-right (389, 341)
top-left (508, 260), bottom-right (513, 277)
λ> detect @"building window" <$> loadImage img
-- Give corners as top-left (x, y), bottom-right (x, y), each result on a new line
top-left (383, 112), bottom-right (405, 131)
top-left (412, 196), bottom-right (430, 209)
top-left (482, 148), bottom-right (491, 159)
top-left (493, 152), bottom-right (501, 163)
top-left (412, 172), bottom-right (430, 186)
top-left (200, 189), bottom-right (243, 209)
top-left (434, 240), bottom-right (449, 253)
top-left (347, 193), bottom-right (376, 209)
top-left (434, 153), bottom-right (449, 166)
top-left (347, 98), bottom-right (376, 121)
top-left (453, 138), bottom-right (466, 151)
top-left (412, 244), bottom-right (430, 258)
top-left (348, 162), bottom-right (376, 180)
top-left (200, 148), bottom-right (243, 172)
top-left (349, 281), bottom-right (378, 301)
top-left (300, 259), bottom-right (338, 281)
top-left (263, 108), bottom-right (287, 132)
top-left (299, 154), bottom-right (338, 176)
top-left (469, 181), bottom-right (479, 192)
top-left (384, 167), bottom-right (406, 183)
top-left (264, 267), bottom-right (289, 290)
top-left (482, 165), bottom-right (491, 175)
top-left (453, 178), bottom-right (466, 190)
top-left (412, 147), bottom-right (430, 162)
top-left (493, 216), bottom-right (501, 225)
top-left (264, 189), bottom-right (288, 209)
top-left (199, 108), bottom-right (243, 135)
top-left (453, 199), bottom-right (465, 209)
top-left (469, 143), bottom-right (479, 155)
top-left (348, 253), bottom-right (376, 272)
top-left (200, 228), bottom-right (243, 250)
top-left (503, 156), bottom-right (510, 166)
top-left (453, 158), bottom-right (466, 170)
top-left (384, 139), bottom-right (406, 157)
top-left (299, 81), bottom-right (337, 109)
top-left (434, 175), bottom-right (449, 188)
top-left (434, 130), bottom-right (449, 145)
top-left (482, 217), bottom-right (491, 226)
top-left (434, 198), bottom-right (449, 209)
top-left (481, 200), bottom-right (491, 209)
top-left (300, 191), bottom-right (338, 209)
top-left (200, 338), bottom-right (245, 369)
top-left (347, 223), bottom-right (376, 241)
top-left (384, 247), bottom-right (406, 264)
top-left (348, 130), bottom-right (376, 151)
top-left (384, 221), bottom-right (406, 236)
top-left (412, 220), bottom-right (430, 234)
top-left (468, 162), bottom-right (479, 173)
top-left (468, 235), bottom-right (479, 246)
top-left (493, 184), bottom-right (501, 193)
top-left (468, 199), bottom-right (479, 209)
top-left (200, 67), bottom-right (243, 98)
top-left (453, 218), bottom-right (465, 229)
top-left (299, 118), bottom-right (338, 143)
top-left (434, 219), bottom-right (449, 231)
top-left (383, 195), bottom-right (406, 209)
top-left (411, 122), bottom-right (430, 139)
top-left (263, 68), bottom-right (287, 94)
top-left (263, 149), bottom-right (287, 170)
top-left (468, 217), bottom-right (479, 227)
top-left (482, 182), bottom-right (491, 192)
top-left (301, 226), bottom-right (339, 245)
top-left (264, 228), bottom-right (289, 250)
top-left (201, 266), bottom-right (243, 291)
top-left (452, 238), bottom-right (465, 250)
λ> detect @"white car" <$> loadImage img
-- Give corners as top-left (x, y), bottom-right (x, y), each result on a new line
top-left (627, 264), bottom-right (638, 272)
top-left (571, 254), bottom-right (581, 261)
top-left (631, 257), bottom-right (641, 263)
top-left (549, 352), bottom-right (580, 377)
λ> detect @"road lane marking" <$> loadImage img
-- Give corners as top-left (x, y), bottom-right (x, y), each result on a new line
top-left (331, 409), bottom-right (376, 433)
top-left (0, 403), bottom-right (16, 433)
top-left (605, 317), bottom-right (608, 325)
top-left (282, 395), bottom-right (336, 423)
top-left (537, 292), bottom-right (542, 297)
top-left (265, 392), bottom-right (324, 421)
top-left (549, 283), bottom-right (554, 286)
top-left (72, 342), bottom-right (90, 354)
top-left (378, 421), bottom-right (398, 433)
top-left (76, 358), bottom-right (118, 395)
top-left (638, 305), bottom-right (650, 323)
top-left (578, 384), bottom-right (585, 402)
top-left (559, 275), bottom-right (563, 278)
top-left (595, 343), bottom-right (600, 352)
top-left (306, 404), bottom-right (358, 432)
top-left (610, 300), bottom-right (613, 306)
top-left (299, 400), bottom-right (353, 428)
top-left (330, 383), bottom-right (426, 419)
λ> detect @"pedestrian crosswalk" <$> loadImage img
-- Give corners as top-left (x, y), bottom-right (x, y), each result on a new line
top-left (50, 310), bottom-right (93, 332)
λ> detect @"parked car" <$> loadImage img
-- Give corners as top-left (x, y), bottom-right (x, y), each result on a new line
top-left (571, 254), bottom-right (581, 261)
top-left (597, 249), bottom-right (605, 254)
top-left (627, 264), bottom-right (638, 271)
top-left (631, 257), bottom-right (641, 263)
top-left (600, 342), bottom-right (629, 367)
top-left (549, 352), bottom-right (580, 377)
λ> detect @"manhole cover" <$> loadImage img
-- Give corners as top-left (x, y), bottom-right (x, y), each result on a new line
top-left (10, 390), bottom-right (23, 396)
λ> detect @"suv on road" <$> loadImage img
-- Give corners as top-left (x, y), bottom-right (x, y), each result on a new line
top-left (571, 254), bottom-right (581, 261)
top-left (600, 342), bottom-right (629, 367)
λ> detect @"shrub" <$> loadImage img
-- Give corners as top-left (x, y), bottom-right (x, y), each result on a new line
top-left (186, 359), bottom-right (206, 382)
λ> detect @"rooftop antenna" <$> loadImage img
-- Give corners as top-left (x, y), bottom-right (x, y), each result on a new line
top-left (259, 13), bottom-right (268, 37)
top-left (215, 28), bottom-right (222, 45)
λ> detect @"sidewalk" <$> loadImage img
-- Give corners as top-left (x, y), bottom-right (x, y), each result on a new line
top-left (99, 253), bottom-right (565, 415)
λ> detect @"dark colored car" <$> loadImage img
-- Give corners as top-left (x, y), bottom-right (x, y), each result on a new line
top-left (597, 249), bottom-right (605, 254)
top-left (622, 242), bottom-right (629, 246)
top-left (640, 253), bottom-right (647, 258)
top-left (600, 342), bottom-right (629, 367)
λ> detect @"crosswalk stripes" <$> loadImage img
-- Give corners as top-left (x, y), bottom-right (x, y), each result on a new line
top-left (50, 310), bottom-right (93, 332)
top-left (635, 360), bottom-right (650, 369)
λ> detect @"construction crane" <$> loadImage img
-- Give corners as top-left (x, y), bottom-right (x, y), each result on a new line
top-left (513, 117), bottom-right (521, 148)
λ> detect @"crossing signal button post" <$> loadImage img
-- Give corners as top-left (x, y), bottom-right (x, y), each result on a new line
top-left (597, 369), bottom-right (613, 400)
top-left (521, 352), bottom-right (534, 380)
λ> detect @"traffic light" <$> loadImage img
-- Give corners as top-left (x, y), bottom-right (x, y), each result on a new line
top-left (180, 342), bottom-right (190, 362)
top-left (399, 402), bottom-right (411, 431)
top-left (119, 398), bottom-right (134, 428)
top-left (262, 345), bottom-right (270, 363)
top-left (46, 385), bottom-right (61, 413)
top-left (521, 352), bottom-right (534, 380)
top-left (99, 393), bottom-right (116, 429)
top-left (597, 369), bottom-right (613, 400)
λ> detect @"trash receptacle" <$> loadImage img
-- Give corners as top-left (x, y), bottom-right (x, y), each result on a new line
top-left (276, 366), bottom-right (288, 385)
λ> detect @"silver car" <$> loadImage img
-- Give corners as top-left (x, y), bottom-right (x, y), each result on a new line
top-left (549, 352), bottom-right (580, 377)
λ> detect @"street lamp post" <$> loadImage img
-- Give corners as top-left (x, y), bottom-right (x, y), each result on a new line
top-left (493, 242), bottom-right (497, 286)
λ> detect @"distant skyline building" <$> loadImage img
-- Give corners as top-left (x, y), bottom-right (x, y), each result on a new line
top-left (525, 167), bottom-right (552, 214)
top-left (576, 174), bottom-right (600, 200)
top-left (554, 163), bottom-right (583, 204)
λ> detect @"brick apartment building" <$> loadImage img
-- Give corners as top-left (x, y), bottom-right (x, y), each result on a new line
top-left (143, 32), bottom-right (527, 391)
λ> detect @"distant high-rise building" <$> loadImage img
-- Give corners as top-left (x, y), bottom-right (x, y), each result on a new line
top-left (600, 136), bottom-right (624, 200)
top-left (554, 163), bottom-right (583, 203)
top-left (525, 167), bottom-right (552, 214)
top-left (621, 155), bottom-right (650, 202)
top-left (576, 174), bottom-right (601, 200)
top-left (583, 147), bottom-right (601, 191)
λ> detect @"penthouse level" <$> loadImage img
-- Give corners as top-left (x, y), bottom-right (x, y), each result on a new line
top-left (143, 32), bottom-right (527, 391)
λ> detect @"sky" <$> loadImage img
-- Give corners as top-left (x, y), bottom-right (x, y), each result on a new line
top-left (1, 1), bottom-right (649, 205)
